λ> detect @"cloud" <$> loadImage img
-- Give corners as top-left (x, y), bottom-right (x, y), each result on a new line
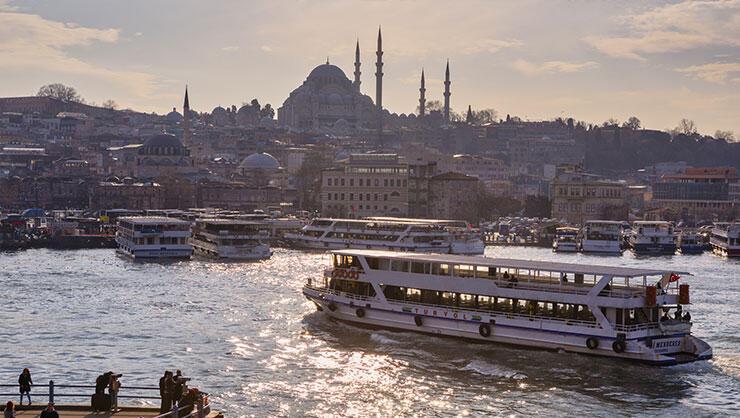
top-left (221, 45), bottom-right (239, 52)
top-left (676, 62), bottom-right (740, 83)
top-left (0, 9), bottom-right (159, 99)
top-left (460, 38), bottom-right (522, 55)
top-left (586, 0), bottom-right (740, 60)
top-left (511, 59), bottom-right (599, 76)
top-left (260, 45), bottom-right (273, 53)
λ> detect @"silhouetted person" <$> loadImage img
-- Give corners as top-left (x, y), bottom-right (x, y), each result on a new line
top-left (95, 372), bottom-right (113, 395)
top-left (39, 403), bottom-right (58, 418)
top-left (683, 311), bottom-right (692, 322)
top-left (109, 374), bottom-right (121, 412)
top-left (4, 401), bottom-right (15, 418)
top-left (159, 371), bottom-right (174, 413)
top-left (173, 370), bottom-right (184, 405)
top-left (18, 368), bottom-right (32, 405)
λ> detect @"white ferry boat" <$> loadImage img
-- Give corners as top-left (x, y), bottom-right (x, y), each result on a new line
top-left (676, 230), bottom-right (704, 255)
top-left (285, 217), bottom-right (484, 255)
top-left (578, 220), bottom-right (623, 254)
top-left (710, 222), bottom-right (740, 257)
top-left (304, 249), bottom-right (711, 365)
top-left (191, 219), bottom-right (272, 260)
top-left (552, 227), bottom-right (579, 252)
top-left (629, 221), bottom-right (676, 255)
top-left (115, 216), bottom-right (192, 259)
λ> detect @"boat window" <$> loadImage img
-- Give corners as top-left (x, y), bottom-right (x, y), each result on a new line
top-left (410, 262), bottom-right (427, 274)
top-left (420, 289), bottom-right (438, 304)
top-left (454, 265), bottom-right (475, 278)
top-left (366, 257), bottom-right (380, 270)
top-left (475, 265), bottom-right (495, 278)
top-left (391, 259), bottom-right (408, 272)
top-left (405, 288), bottom-right (421, 302)
top-left (431, 263), bottom-right (451, 276)
top-left (459, 294), bottom-right (477, 308)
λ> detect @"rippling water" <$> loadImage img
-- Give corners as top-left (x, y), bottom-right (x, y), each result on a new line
top-left (0, 247), bottom-right (738, 417)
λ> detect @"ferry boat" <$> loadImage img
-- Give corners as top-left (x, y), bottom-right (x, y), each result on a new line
top-left (552, 227), bottom-right (579, 252)
top-left (284, 217), bottom-right (485, 255)
top-left (578, 220), bottom-right (623, 254)
top-left (304, 249), bottom-right (712, 365)
top-left (629, 221), bottom-right (677, 255)
top-left (676, 230), bottom-right (704, 255)
top-left (115, 216), bottom-right (192, 259)
top-left (191, 218), bottom-right (272, 260)
top-left (710, 222), bottom-right (740, 257)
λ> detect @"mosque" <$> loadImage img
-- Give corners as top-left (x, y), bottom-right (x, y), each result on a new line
top-left (277, 28), bottom-right (453, 133)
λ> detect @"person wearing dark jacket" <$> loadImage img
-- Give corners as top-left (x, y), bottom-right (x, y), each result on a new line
top-left (95, 372), bottom-right (113, 395)
top-left (18, 368), bottom-right (32, 406)
top-left (39, 403), bottom-right (58, 418)
top-left (159, 371), bottom-right (173, 414)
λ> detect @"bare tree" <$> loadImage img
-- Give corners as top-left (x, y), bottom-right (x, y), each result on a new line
top-left (622, 116), bottom-right (641, 130)
top-left (417, 99), bottom-right (443, 114)
top-left (602, 118), bottom-right (619, 127)
top-left (714, 130), bottom-right (735, 141)
top-left (472, 108), bottom-right (498, 124)
top-left (102, 99), bottom-right (118, 110)
top-left (677, 118), bottom-right (697, 135)
top-left (37, 83), bottom-right (83, 103)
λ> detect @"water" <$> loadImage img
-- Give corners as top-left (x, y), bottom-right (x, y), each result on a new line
top-left (0, 247), bottom-right (738, 417)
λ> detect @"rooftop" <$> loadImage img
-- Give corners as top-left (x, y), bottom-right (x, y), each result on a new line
top-left (118, 216), bottom-right (190, 225)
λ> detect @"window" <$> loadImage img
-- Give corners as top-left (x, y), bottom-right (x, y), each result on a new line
top-left (350, 179), bottom-right (354, 186)
top-left (359, 179), bottom-right (363, 187)
top-left (375, 179), bottom-right (379, 186)
top-left (341, 193), bottom-right (345, 200)
top-left (384, 194), bottom-right (388, 201)
top-left (349, 193), bottom-right (354, 201)
top-left (327, 178), bottom-right (332, 186)
top-left (341, 178), bottom-right (345, 186)
top-left (391, 260), bottom-right (408, 272)
top-left (384, 179), bottom-right (388, 187)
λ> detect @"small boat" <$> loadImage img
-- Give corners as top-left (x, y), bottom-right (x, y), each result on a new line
top-left (115, 216), bottom-right (192, 259)
top-left (579, 220), bottom-right (623, 254)
top-left (629, 221), bottom-right (676, 255)
top-left (552, 227), bottom-right (579, 252)
top-left (191, 218), bottom-right (272, 260)
top-left (676, 230), bottom-right (704, 255)
top-left (710, 222), bottom-right (740, 257)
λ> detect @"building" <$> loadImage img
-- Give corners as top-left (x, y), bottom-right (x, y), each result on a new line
top-left (196, 179), bottom-right (297, 211)
top-left (135, 133), bottom-right (195, 179)
top-left (551, 168), bottom-right (628, 224)
top-left (89, 179), bottom-right (164, 210)
top-left (651, 167), bottom-right (739, 220)
top-left (428, 172), bottom-right (480, 222)
top-left (407, 160), bottom-right (438, 218)
top-left (321, 154), bottom-right (408, 217)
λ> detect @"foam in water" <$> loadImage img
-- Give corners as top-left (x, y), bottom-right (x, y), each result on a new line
top-left (462, 360), bottom-right (527, 380)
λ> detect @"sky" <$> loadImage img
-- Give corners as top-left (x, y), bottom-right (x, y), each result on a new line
top-left (0, 0), bottom-right (738, 135)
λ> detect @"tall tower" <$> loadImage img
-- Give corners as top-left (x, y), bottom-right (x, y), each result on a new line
top-left (443, 60), bottom-right (451, 125)
top-left (419, 69), bottom-right (426, 117)
top-left (375, 26), bottom-right (384, 143)
top-left (353, 39), bottom-right (361, 92)
top-left (183, 85), bottom-right (191, 144)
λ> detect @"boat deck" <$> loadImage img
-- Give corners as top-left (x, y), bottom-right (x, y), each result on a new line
top-left (10, 405), bottom-right (223, 418)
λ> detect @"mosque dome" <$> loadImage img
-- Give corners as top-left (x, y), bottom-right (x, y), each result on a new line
top-left (308, 64), bottom-right (350, 82)
top-left (166, 107), bottom-right (183, 122)
top-left (212, 106), bottom-right (227, 115)
top-left (138, 134), bottom-right (187, 156)
top-left (239, 152), bottom-right (280, 170)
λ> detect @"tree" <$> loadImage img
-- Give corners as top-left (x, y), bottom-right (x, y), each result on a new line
top-left (417, 99), bottom-right (443, 114)
top-left (471, 108), bottom-right (498, 124)
top-left (37, 83), bottom-right (83, 103)
top-left (295, 150), bottom-right (334, 211)
top-left (602, 118), bottom-right (619, 127)
top-left (714, 130), bottom-right (735, 142)
top-left (260, 103), bottom-right (275, 119)
top-left (622, 116), bottom-right (641, 130)
top-left (101, 99), bottom-right (118, 110)
top-left (677, 118), bottom-right (697, 136)
top-left (250, 98), bottom-right (261, 111)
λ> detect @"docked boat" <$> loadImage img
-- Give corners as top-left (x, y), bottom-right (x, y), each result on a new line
top-left (676, 230), bottom-right (704, 255)
top-left (578, 220), bottom-right (623, 254)
top-left (629, 221), bottom-right (676, 255)
top-left (710, 222), bottom-right (740, 257)
top-left (284, 217), bottom-right (484, 255)
top-left (304, 249), bottom-right (711, 365)
top-left (115, 216), bottom-right (192, 259)
top-left (552, 227), bottom-right (579, 252)
top-left (191, 218), bottom-right (272, 260)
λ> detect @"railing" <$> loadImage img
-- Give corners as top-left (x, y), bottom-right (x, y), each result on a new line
top-left (0, 380), bottom-right (210, 417)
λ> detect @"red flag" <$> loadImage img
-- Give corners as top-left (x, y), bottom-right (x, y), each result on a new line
top-left (669, 273), bottom-right (680, 282)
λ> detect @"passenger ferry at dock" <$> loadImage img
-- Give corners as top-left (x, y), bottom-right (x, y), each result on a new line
top-left (578, 220), bottom-right (623, 254)
top-left (115, 216), bottom-right (192, 259)
top-left (710, 222), bottom-right (740, 257)
top-left (191, 218), bottom-right (272, 260)
top-left (676, 230), bottom-right (704, 255)
top-left (304, 249), bottom-right (711, 365)
top-left (285, 217), bottom-right (484, 254)
top-left (629, 221), bottom-right (677, 255)
top-left (552, 227), bottom-right (579, 252)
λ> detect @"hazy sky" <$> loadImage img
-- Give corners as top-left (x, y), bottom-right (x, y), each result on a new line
top-left (1, 0), bottom-right (738, 135)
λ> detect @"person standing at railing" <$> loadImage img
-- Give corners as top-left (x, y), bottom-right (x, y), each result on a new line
top-left (159, 370), bottom-right (174, 414)
top-left (4, 401), bottom-right (15, 418)
top-left (109, 374), bottom-right (121, 413)
top-left (17, 368), bottom-right (32, 406)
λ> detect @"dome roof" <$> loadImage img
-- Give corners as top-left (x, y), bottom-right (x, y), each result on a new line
top-left (166, 108), bottom-right (183, 122)
top-left (143, 133), bottom-right (184, 149)
top-left (212, 106), bottom-right (227, 115)
top-left (240, 152), bottom-right (280, 170)
top-left (308, 64), bottom-right (350, 83)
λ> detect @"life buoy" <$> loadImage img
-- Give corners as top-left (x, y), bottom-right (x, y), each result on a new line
top-left (479, 324), bottom-right (491, 338)
top-left (350, 271), bottom-right (359, 280)
top-left (328, 302), bottom-right (337, 312)
top-left (586, 337), bottom-right (599, 350)
top-left (612, 340), bottom-right (626, 353)
top-left (339, 269), bottom-right (347, 278)
top-left (414, 315), bottom-right (423, 327)
top-left (356, 308), bottom-right (365, 318)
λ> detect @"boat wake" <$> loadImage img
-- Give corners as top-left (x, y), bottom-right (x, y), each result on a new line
top-left (462, 360), bottom-right (527, 380)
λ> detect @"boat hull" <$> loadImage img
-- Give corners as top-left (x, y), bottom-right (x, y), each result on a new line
top-left (304, 289), bottom-right (711, 365)
top-left (285, 236), bottom-right (484, 255)
top-left (679, 244), bottom-right (704, 255)
top-left (631, 243), bottom-right (677, 255)
top-left (579, 240), bottom-right (622, 254)
top-left (116, 246), bottom-right (192, 259)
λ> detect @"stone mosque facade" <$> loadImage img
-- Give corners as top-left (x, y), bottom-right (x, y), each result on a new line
top-left (278, 28), bottom-right (452, 134)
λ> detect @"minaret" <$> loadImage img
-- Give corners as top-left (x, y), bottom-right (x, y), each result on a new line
top-left (375, 26), bottom-right (384, 143)
top-left (353, 39), bottom-right (361, 92)
top-left (419, 69), bottom-right (426, 117)
top-left (466, 105), bottom-right (474, 124)
top-left (443, 60), bottom-right (451, 125)
top-left (183, 85), bottom-right (191, 144)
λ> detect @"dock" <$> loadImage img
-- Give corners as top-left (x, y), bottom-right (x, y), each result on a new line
top-left (10, 404), bottom-right (223, 418)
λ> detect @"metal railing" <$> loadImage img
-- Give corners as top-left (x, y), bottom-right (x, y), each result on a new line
top-left (0, 380), bottom-right (211, 417)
